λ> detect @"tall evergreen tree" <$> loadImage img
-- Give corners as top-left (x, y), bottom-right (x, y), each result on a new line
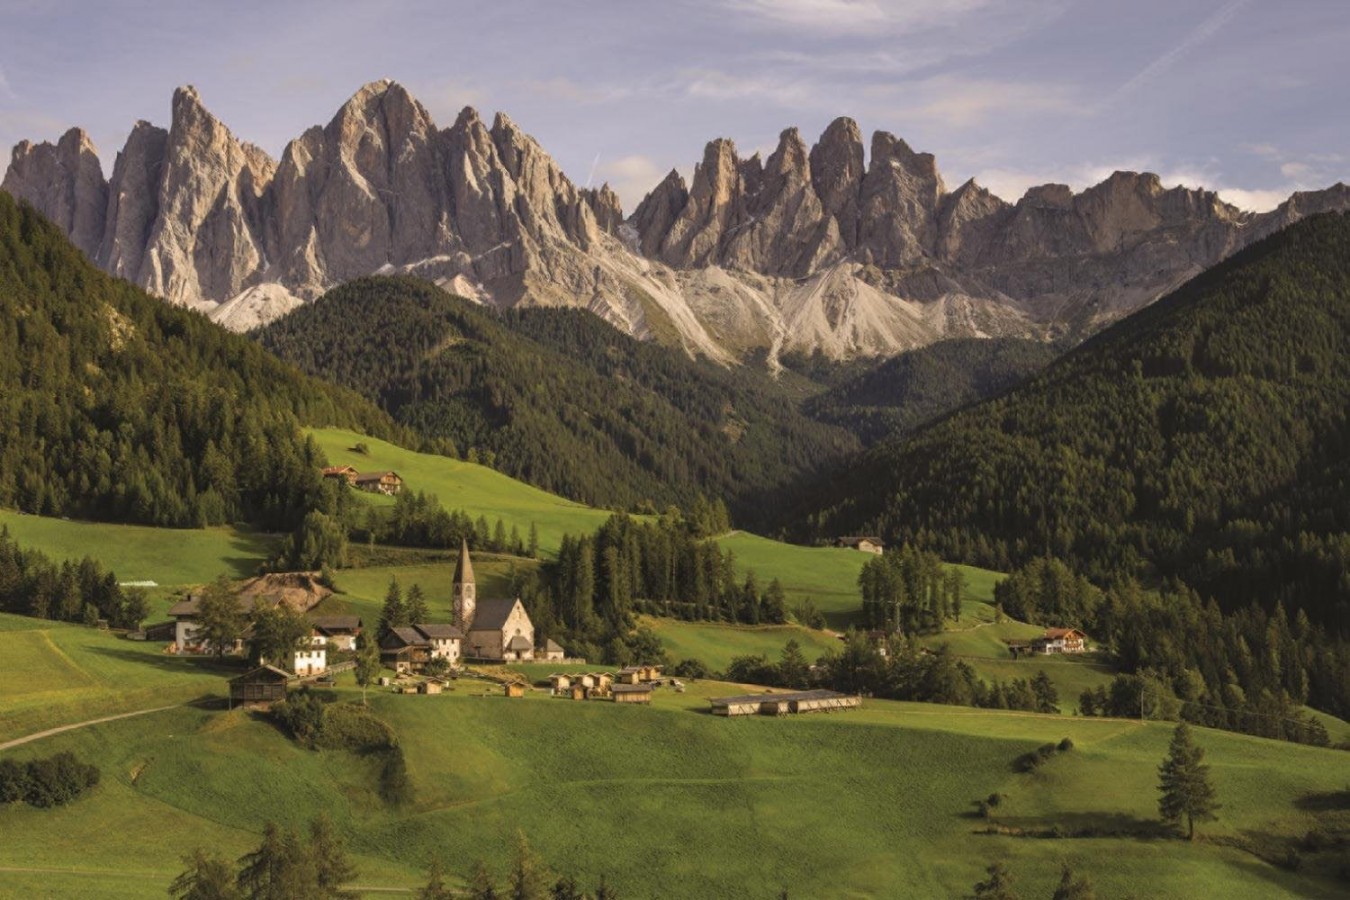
top-left (169, 848), bottom-right (242, 900)
top-left (1158, 722), bottom-right (1220, 839)
top-left (378, 578), bottom-right (408, 637)
top-left (405, 584), bottom-right (429, 625)
top-left (416, 859), bottom-right (454, 900)
top-left (506, 831), bottom-right (549, 900)
top-left (308, 814), bottom-right (358, 898)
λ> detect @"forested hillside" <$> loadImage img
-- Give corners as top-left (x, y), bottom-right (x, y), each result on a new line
top-left (802, 337), bottom-right (1060, 444)
top-left (0, 194), bottom-right (400, 529)
top-left (806, 212), bottom-right (1350, 636)
top-left (257, 277), bottom-right (859, 526)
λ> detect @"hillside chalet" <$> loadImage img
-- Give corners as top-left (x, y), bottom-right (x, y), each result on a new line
top-left (354, 471), bottom-right (404, 495)
top-left (836, 536), bottom-right (885, 555)
top-left (321, 465), bottom-right (359, 485)
top-left (1031, 628), bottom-right (1088, 654)
top-left (310, 616), bottom-right (362, 651)
top-left (379, 623), bottom-right (462, 673)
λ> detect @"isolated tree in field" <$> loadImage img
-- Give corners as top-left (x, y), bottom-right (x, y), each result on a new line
top-left (971, 862), bottom-right (1017, 900)
top-left (354, 638), bottom-right (381, 706)
top-left (309, 813), bottom-right (358, 898)
top-left (1157, 722), bottom-right (1220, 839)
top-left (197, 576), bottom-right (246, 659)
top-left (507, 830), bottom-right (549, 900)
top-left (1051, 863), bottom-right (1094, 900)
top-left (468, 859), bottom-right (499, 900)
top-left (122, 586), bottom-right (150, 631)
top-left (417, 859), bottom-right (454, 900)
top-left (779, 639), bottom-right (809, 688)
top-left (405, 583), bottom-right (429, 624)
top-left (168, 848), bottom-right (241, 900)
top-left (378, 578), bottom-right (407, 637)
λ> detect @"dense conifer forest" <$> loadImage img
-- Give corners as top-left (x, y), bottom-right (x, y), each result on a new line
top-left (800, 337), bottom-right (1060, 444)
top-left (0, 194), bottom-right (402, 530)
top-left (256, 277), bottom-right (860, 527)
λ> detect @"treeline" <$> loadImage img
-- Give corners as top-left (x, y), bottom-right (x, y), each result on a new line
top-left (995, 557), bottom-right (1345, 745)
top-left (256, 276), bottom-right (858, 528)
top-left (169, 816), bottom-right (357, 900)
top-left (858, 545), bottom-right (965, 633)
top-left (722, 634), bottom-right (1060, 714)
top-left (0, 751), bottom-right (100, 808)
top-left (0, 526), bottom-right (145, 628)
top-left (0, 194), bottom-right (401, 531)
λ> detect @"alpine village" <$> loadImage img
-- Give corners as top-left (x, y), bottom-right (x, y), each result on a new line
top-left (0, 5), bottom-right (1348, 899)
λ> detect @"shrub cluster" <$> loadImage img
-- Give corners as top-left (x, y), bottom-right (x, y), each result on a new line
top-left (1014, 739), bottom-right (1074, 773)
top-left (0, 752), bottom-right (100, 808)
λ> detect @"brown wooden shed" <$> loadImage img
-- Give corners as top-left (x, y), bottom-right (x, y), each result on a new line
top-left (229, 665), bottom-right (291, 707)
top-left (612, 684), bottom-right (653, 704)
top-left (504, 680), bottom-right (527, 698)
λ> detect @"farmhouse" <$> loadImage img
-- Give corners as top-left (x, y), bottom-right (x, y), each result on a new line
top-left (612, 684), bottom-right (653, 704)
top-left (229, 665), bottom-right (291, 707)
top-left (310, 616), bottom-right (362, 651)
top-left (167, 592), bottom-right (252, 654)
top-left (836, 536), bottom-right (885, 555)
top-left (453, 540), bottom-right (537, 661)
top-left (1031, 628), bottom-right (1088, 654)
top-left (414, 623), bottom-right (463, 664)
top-left (320, 465), bottom-right (359, 485)
top-left (380, 626), bottom-right (432, 673)
top-left (354, 470), bottom-right (404, 495)
top-left (709, 690), bottom-right (861, 717)
top-left (290, 635), bottom-right (327, 677)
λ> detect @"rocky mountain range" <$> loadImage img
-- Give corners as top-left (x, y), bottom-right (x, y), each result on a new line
top-left (5, 80), bottom-right (1348, 362)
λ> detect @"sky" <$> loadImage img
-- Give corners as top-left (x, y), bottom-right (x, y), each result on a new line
top-left (1, 0), bottom-right (1346, 212)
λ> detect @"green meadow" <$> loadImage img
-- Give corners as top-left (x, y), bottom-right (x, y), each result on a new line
top-left (642, 615), bottom-right (841, 673)
top-left (0, 670), bottom-right (1345, 899)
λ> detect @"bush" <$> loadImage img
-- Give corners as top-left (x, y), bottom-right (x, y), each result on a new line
top-left (315, 704), bottom-right (397, 754)
top-left (986, 792), bottom-right (1005, 808)
top-left (0, 752), bottom-right (99, 808)
top-left (271, 689), bottom-right (328, 747)
top-left (1036, 743), bottom-right (1058, 759)
top-left (672, 658), bottom-right (711, 679)
top-left (1058, 737), bottom-right (1074, 752)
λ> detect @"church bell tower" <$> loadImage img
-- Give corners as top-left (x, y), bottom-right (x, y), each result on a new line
top-left (453, 539), bottom-right (476, 630)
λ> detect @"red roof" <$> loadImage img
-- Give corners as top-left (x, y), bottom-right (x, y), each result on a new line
top-left (1044, 628), bottom-right (1084, 640)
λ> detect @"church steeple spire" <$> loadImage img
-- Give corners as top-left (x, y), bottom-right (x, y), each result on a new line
top-left (453, 539), bottom-right (476, 630)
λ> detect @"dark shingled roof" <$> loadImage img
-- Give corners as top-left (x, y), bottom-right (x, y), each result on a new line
top-left (414, 623), bottom-right (463, 640)
top-left (384, 626), bottom-right (428, 648)
top-left (612, 684), bottom-right (653, 694)
top-left (542, 638), bottom-right (564, 653)
top-left (310, 616), bottom-right (362, 633)
top-left (469, 598), bottom-right (520, 632)
top-left (230, 665), bottom-right (292, 684)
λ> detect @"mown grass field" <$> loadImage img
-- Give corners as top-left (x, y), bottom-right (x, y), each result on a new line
top-left (642, 615), bottom-right (840, 673)
top-left (0, 613), bottom-right (237, 744)
top-left (0, 669), bottom-right (1346, 899)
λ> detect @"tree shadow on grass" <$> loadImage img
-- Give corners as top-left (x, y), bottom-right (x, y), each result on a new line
top-left (977, 811), bottom-right (1173, 840)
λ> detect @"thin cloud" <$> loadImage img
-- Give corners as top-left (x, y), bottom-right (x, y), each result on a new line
top-left (725, 0), bottom-right (991, 35)
top-left (1108, 0), bottom-right (1252, 105)
top-left (0, 63), bottom-right (16, 102)
top-left (597, 154), bottom-right (668, 211)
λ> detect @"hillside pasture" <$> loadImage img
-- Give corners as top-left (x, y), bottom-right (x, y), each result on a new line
top-left (642, 615), bottom-right (841, 673)
top-left (0, 675), bottom-right (1345, 898)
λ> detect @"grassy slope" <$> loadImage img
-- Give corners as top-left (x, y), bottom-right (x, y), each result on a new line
top-left (0, 674), bottom-right (1345, 899)
top-left (0, 613), bottom-right (237, 744)
top-left (641, 615), bottom-right (840, 672)
top-left (0, 509), bottom-right (275, 587)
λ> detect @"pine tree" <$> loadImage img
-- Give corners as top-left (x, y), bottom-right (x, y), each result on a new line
top-left (971, 862), bottom-right (1017, 900)
top-left (528, 522), bottom-right (540, 559)
top-left (1050, 863), bottom-right (1094, 900)
top-left (169, 848), bottom-right (242, 900)
top-left (416, 859), bottom-right (454, 900)
top-left (309, 814), bottom-right (357, 898)
top-left (405, 584), bottom-right (429, 625)
top-left (378, 578), bottom-right (407, 638)
top-left (507, 830), bottom-right (549, 900)
top-left (1157, 722), bottom-right (1220, 839)
top-left (468, 860), bottom-right (499, 900)
top-left (494, 518), bottom-right (509, 552)
top-left (1031, 671), bottom-right (1059, 713)
top-left (549, 876), bottom-right (584, 900)
top-left (779, 639), bottom-right (809, 688)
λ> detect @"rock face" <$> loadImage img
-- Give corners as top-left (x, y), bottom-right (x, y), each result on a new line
top-left (5, 83), bottom-right (1349, 362)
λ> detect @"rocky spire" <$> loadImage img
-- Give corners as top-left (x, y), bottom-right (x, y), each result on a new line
top-left (2, 127), bottom-right (108, 259)
top-left (100, 121), bottom-right (168, 280)
top-left (809, 116), bottom-right (865, 248)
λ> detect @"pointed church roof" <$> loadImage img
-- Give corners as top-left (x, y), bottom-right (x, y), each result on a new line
top-left (454, 539), bottom-right (475, 586)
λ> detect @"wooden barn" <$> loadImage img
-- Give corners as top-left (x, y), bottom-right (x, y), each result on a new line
top-left (570, 684), bottom-right (588, 701)
top-left (419, 680), bottom-right (444, 695)
top-left (612, 684), bottom-right (653, 705)
top-left (616, 666), bottom-right (643, 685)
top-left (229, 665), bottom-right (291, 707)
top-left (504, 680), bottom-right (527, 698)
top-left (548, 673), bottom-right (573, 696)
top-left (709, 690), bottom-right (861, 717)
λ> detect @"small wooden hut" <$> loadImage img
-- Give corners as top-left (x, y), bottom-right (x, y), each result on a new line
top-left (229, 665), bottom-right (291, 707)
top-left (612, 684), bottom-right (653, 705)
top-left (504, 680), bottom-right (527, 698)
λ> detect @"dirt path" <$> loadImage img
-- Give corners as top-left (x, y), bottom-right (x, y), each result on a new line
top-left (0, 704), bottom-right (180, 751)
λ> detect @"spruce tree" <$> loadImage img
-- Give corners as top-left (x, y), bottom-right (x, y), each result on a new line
top-left (527, 522), bottom-right (540, 559)
top-left (468, 860), bottom-right (499, 900)
top-left (169, 848), bottom-right (242, 900)
top-left (416, 859), bottom-right (454, 900)
top-left (507, 830), bottom-right (549, 900)
top-left (308, 814), bottom-right (357, 898)
top-left (378, 578), bottom-right (407, 638)
top-left (1158, 722), bottom-right (1220, 839)
top-left (405, 584), bottom-right (429, 625)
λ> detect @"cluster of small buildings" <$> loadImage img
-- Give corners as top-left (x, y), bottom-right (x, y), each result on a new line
top-left (542, 665), bottom-right (671, 705)
top-left (835, 536), bottom-right (885, 555)
top-left (321, 465), bottom-right (404, 496)
top-left (169, 591), bottom-right (360, 677)
top-left (709, 689), bottom-right (861, 717)
top-left (1006, 627), bottom-right (1089, 659)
